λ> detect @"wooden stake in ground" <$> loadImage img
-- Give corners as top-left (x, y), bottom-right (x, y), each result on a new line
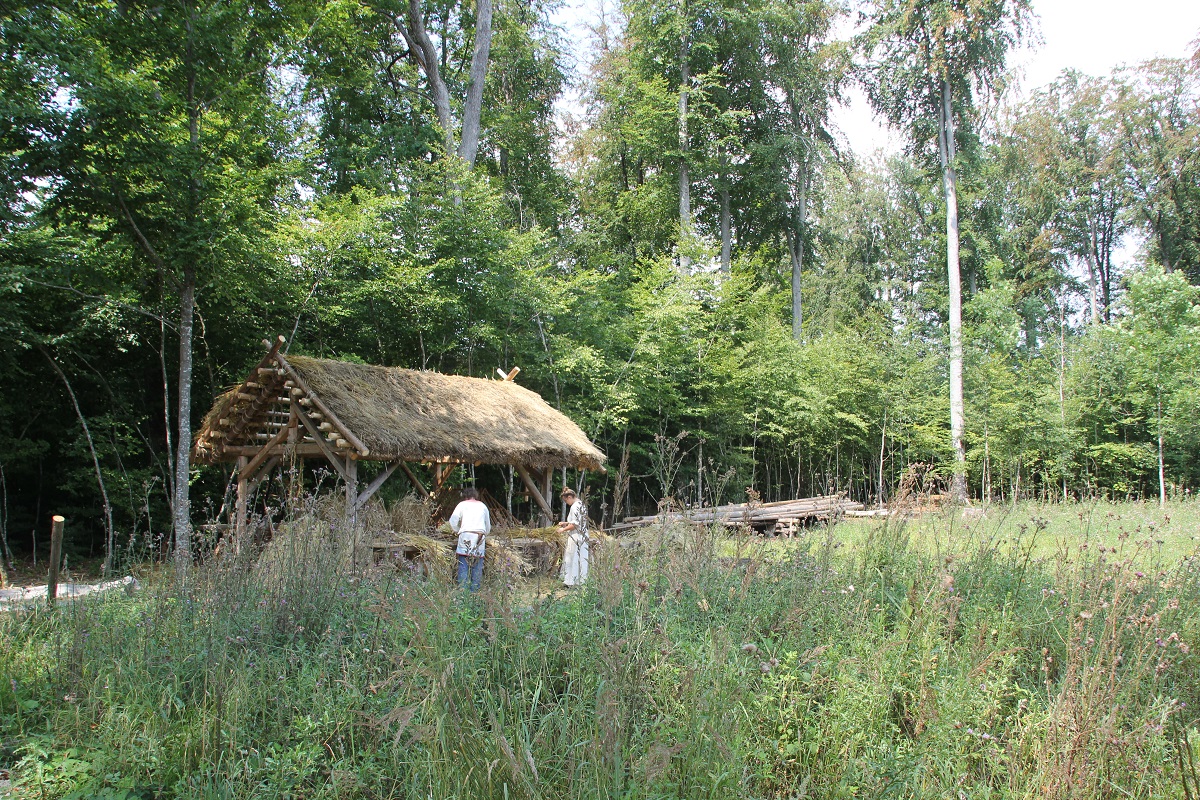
top-left (47, 515), bottom-right (64, 608)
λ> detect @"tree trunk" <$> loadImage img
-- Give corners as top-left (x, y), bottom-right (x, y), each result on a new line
top-left (939, 80), bottom-right (967, 504)
top-left (1085, 219), bottom-right (1101, 324)
top-left (1158, 394), bottom-right (1166, 506)
top-left (457, 0), bottom-right (493, 166)
top-left (677, 21), bottom-right (691, 272)
top-left (719, 146), bottom-right (731, 273)
top-left (176, 11), bottom-right (199, 573)
top-left (173, 270), bottom-right (196, 571)
top-left (42, 348), bottom-right (116, 575)
top-left (406, 0), bottom-right (455, 154)
top-left (788, 171), bottom-right (807, 342)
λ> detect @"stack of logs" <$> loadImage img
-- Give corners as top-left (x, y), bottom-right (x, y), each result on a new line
top-left (608, 495), bottom-right (864, 537)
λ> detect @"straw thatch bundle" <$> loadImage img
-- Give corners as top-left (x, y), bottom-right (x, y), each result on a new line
top-left (509, 525), bottom-right (566, 548)
top-left (283, 356), bottom-right (605, 470)
top-left (390, 495), bottom-right (435, 537)
top-left (385, 533), bottom-right (455, 574)
top-left (484, 537), bottom-right (533, 576)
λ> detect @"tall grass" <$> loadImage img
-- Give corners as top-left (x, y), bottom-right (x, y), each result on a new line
top-left (1, 501), bottom-right (1198, 799)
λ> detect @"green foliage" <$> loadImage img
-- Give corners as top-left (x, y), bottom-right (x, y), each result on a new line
top-left (2, 505), bottom-right (1198, 797)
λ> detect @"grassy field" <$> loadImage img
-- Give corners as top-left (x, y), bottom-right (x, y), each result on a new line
top-left (2, 501), bottom-right (1199, 799)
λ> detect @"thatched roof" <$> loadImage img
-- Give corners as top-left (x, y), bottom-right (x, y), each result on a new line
top-left (193, 351), bottom-right (605, 471)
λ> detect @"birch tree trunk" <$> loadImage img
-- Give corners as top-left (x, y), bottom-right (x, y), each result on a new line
top-left (719, 146), bottom-right (731, 273)
top-left (175, 12), bottom-right (200, 572)
top-left (939, 80), bottom-right (967, 503)
top-left (173, 270), bottom-right (196, 571)
top-left (677, 22), bottom-right (691, 272)
top-left (1157, 394), bottom-right (1166, 506)
top-left (788, 170), bottom-right (807, 342)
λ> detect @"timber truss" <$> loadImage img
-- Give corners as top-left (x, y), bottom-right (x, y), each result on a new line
top-left (198, 336), bottom-right (563, 538)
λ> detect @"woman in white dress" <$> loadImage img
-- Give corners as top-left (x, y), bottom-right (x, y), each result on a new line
top-left (557, 488), bottom-right (588, 587)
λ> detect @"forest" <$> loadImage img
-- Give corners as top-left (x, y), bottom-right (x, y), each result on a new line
top-left (2, 0), bottom-right (1200, 567)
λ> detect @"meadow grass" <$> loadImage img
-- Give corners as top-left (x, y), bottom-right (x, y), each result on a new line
top-left (1, 501), bottom-right (1199, 799)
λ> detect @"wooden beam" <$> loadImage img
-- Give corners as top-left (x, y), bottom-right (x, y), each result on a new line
top-left (399, 462), bottom-right (430, 499)
top-left (294, 405), bottom-right (351, 482)
top-left (240, 423), bottom-right (290, 482)
top-left (274, 351), bottom-right (370, 457)
top-left (249, 456), bottom-right (280, 487)
top-left (216, 443), bottom-right (326, 460)
top-left (517, 465), bottom-right (554, 524)
top-left (353, 461), bottom-right (400, 511)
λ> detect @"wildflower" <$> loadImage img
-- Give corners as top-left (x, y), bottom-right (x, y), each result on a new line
top-left (759, 661), bottom-right (773, 673)
top-left (741, 643), bottom-right (759, 655)
top-left (1079, 611), bottom-right (1093, 620)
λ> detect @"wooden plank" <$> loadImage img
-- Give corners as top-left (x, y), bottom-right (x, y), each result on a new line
top-left (275, 351), bottom-right (370, 457)
top-left (294, 405), bottom-right (351, 482)
top-left (353, 461), bottom-right (400, 511)
top-left (216, 443), bottom-right (326, 459)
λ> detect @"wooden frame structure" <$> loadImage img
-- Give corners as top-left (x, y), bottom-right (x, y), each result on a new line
top-left (193, 337), bottom-right (605, 537)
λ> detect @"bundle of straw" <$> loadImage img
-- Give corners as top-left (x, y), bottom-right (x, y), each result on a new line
top-left (389, 532), bottom-right (455, 573)
top-left (391, 495), bottom-right (435, 537)
top-left (485, 537), bottom-right (533, 576)
top-left (508, 525), bottom-right (566, 548)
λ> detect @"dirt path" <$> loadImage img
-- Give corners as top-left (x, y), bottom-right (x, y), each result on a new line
top-left (0, 576), bottom-right (139, 609)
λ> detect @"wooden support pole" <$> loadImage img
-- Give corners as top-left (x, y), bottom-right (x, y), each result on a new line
top-left (345, 458), bottom-right (359, 565)
top-left (294, 405), bottom-right (351, 482)
top-left (240, 423), bottom-right (289, 482)
top-left (250, 457), bottom-right (280, 487)
top-left (399, 463), bottom-right (430, 499)
top-left (235, 456), bottom-right (249, 551)
top-left (353, 461), bottom-right (400, 512)
top-left (543, 468), bottom-right (554, 521)
top-left (517, 466), bottom-right (554, 526)
top-left (47, 515), bottom-right (64, 608)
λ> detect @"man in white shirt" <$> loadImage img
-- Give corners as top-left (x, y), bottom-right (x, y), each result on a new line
top-left (557, 488), bottom-right (588, 587)
top-left (449, 487), bottom-right (491, 591)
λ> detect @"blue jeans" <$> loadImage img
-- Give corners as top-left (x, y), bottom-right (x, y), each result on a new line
top-left (456, 554), bottom-right (483, 591)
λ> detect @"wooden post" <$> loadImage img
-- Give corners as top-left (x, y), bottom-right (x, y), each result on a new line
top-left (399, 462), bottom-right (430, 499)
top-left (47, 515), bottom-right (64, 608)
top-left (235, 455), bottom-right (249, 553)
top-left (345, 457), bottom-right (359, 528)
top-left (543, 468), bottom-right (554, 524)
top-left (345, 458), bottom-right (359, 567)
top-left (517, 466), bottom-right (554, 526)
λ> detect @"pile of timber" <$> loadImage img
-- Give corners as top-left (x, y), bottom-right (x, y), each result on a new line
top-left (607, 494), bottom-right (864, 537)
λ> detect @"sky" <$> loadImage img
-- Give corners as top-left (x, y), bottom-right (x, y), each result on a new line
top-left (553, 0), bottom-right (1200, 158)
top-left (837, 0), bottom-right (1200, 155)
